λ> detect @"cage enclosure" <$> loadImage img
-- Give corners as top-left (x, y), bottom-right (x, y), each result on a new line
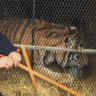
top-left (0, 0), bottom-right (96, 96)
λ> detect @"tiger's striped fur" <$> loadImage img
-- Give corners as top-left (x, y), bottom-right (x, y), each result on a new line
top-left (0, 19), bottom-right (89, 83)
top-left (34, 20), bottom-right (88, 79)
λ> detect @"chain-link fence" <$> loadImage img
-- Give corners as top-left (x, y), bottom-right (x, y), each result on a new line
top-left (0, 0), bottom-right (96, 96)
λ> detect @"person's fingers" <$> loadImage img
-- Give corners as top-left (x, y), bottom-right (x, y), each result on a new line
top-left (5, 64), bottom-right (10, 69)
top-left (7, 62), bottom-right (13, 68)
top-left (8, 58), bottom-right (13, 65)
top-left (11, 56), bottom-right (21, 66)
top-left (13, 59), bottom-right (18, 67)
top-left (8, 59), bottom-right (13, 65)
top-left (14, 55), bottom-right (21, 62)
top-left (9, 52), bottom-right (22, 62)
top-left (0, 56), bottom-right (17, 69)
top-left (18, 54), bottom-right (22, 61)
top-left (6, 57), bottom-right (14, 68)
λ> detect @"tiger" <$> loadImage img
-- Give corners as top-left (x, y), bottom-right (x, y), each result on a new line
top-left (0, 19), bottom-right (89, 83)
top-left (34, 20), bottom-right (89, 80)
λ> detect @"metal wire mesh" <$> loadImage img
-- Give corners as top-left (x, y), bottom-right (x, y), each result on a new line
top-left (35, 0), bottom-right (96, 49)
top-left (0, 0), bottom-right (96, 96)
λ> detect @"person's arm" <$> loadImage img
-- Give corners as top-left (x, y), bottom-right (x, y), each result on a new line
top-left (0, 33), bottom-right (16, 56)
top-left (0, 33), bottom-right (21, 69)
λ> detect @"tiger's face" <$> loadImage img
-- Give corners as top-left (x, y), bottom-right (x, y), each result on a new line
top-left (43, 51), bottom-right (89, 79)
top-left (40, 27), bottom-right (89, 79)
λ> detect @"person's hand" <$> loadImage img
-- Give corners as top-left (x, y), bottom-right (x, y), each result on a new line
top-left (8, 51), bottom-right (21, 67)
top-left (0, 56), bottom-right (14, 69)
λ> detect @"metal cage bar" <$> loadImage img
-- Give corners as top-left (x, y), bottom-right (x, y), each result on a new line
top-left (14, 44), bottom-right (96, 54)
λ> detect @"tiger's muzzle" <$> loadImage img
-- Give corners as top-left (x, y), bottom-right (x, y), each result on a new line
top-left (63, 64), bottom-right (91, 79)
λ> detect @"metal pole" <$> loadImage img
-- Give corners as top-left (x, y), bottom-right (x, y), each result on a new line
top-left (14, 44), bottom-right (96, 54)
